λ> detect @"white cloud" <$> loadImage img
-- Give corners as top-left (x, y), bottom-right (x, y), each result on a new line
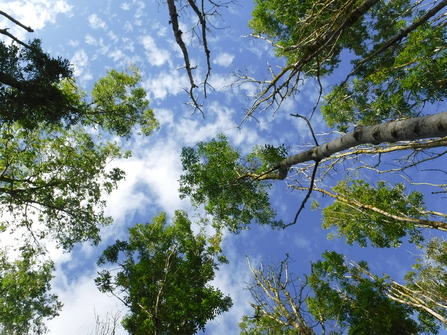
top-left (85, 33), bottom-right (97, 45)
top-left (213, 52), bottom-right (235, 67)
top-left (151, 21), bottom-right (168, 37)
top-left (68, 39), bottom-right (79, 47)
top-left (123, 21), bottom-right (133, 32)
top-left (120, 37), bottom-right (135, 52)
top-left (140, 35), bottom-right (171, 67)
top-left (47, 270), bottom-right (127, 335)
top-left (71, 49), bottom-right (92, 82)
top-left (0, 0), bottom-right (72, 41)
top-left (120, 2), bottom-right (132, 10)
top-left (142, 69), bottom-right (189, 100)
top-left (109, 48), bottom-right (126, 62)
top-left (88, 13), bottom-right (107, 30)
top-left (107, 30), bottom-right (119, 42)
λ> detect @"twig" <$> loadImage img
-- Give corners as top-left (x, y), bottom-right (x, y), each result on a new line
top-left (284, 160), bottom-right (320, 228)
top-left (291, 114), bottom-right (319, 146)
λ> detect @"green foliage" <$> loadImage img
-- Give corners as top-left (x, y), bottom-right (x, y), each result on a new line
top-left (0, 123), bottom-right (125, 250)
top-left (239, 314), bottom-right (298, 335)
top-left (179, 134), bottom-right (283, 232)
top-left (0, 55), bottom-right (156, 330)
top-left (0, 39), bottom-right (157, 137)
top-left (96, 211), bottom-right (232, 335)
top-left (0, 39), bottom-right (74, 128)
top-left (249, 0), bottom-right (370, 75)
top-left (0, 30), bottom-right (158, 333)
top-left (404, 237), bottom-right (447, 327)
top-left (322, 179), bottom-right (425, 248)
top-left (88, 65), bottom-right (158, 137)
top-left (0, 247), bottom-right (61, 334)
top-left (321, 7), bottom-right (447, 130)
top-left (246, 143), bottom-right (289, 174)
top-left (307, 251), bottom-right (428, 335)
top-left (250, 0), bottom-right (447, 130)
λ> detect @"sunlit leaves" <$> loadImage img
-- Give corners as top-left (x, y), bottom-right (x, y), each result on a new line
top-left (96, 211), bottom-right (232, 335)
top-left (321, 179), bottom-right (425, 248)
top-left (0, 123), bottom-right (125, 250)
top-left (0, 40), bottom-right (158, 137)
top-left (89, 66), bottom-right (159, 137)
top-left (322, 13), bottom-right (447, 130)
top-left (249, 0), bottom-right (370, 74)
top-left (0, 247), bottom-right (61, 335)
top-left (246, 143), bottom-right (289, 174)
top-left (179, 134), bottom-right (283, 232)
top-left (403, 237), bottom-right (447, 325)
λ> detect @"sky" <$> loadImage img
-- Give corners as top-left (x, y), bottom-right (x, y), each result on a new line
top-left (1, 0), bottom-right (447, 334)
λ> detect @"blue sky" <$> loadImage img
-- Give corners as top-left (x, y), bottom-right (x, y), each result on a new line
top-left (2, 0), bottom-right (447, 334)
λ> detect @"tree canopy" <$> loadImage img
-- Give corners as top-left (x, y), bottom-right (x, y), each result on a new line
top-left (4, 0), bottom-right (447, 333)
top-left (95, 211), bottom-right (232, 335)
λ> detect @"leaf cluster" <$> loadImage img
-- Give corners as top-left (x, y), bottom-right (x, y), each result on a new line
top-left (307, 251), bottom-right (430, 334)
top-left (0, 39), bottom-right (74, 129)
top-left (0, 40), bottom-right (158, 137)
top-left (322, 179), bottom-right (425, 248)
top-left (179, 134), bottom-right (283, 232)
top-left (404, 237), bottom-right (447, 325)
top-left (249, 0), bottom-right (369, 75)
top-left (0, 123), bottom-right (126, 250)
top-left (322, 5), bottom-right (447, 130)
top-left (0, 247), bottom-right (61, 334)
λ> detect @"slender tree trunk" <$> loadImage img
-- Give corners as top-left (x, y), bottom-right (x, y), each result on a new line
top-left (262, 112), bottom-right (447, 180)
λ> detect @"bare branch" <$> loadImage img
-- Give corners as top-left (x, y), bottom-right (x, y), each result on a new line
top-left (245, 256), bottom-right (319, 334)
top-left (0, 28), bottom-right (32, 48)
top-left (237, 0), bottom-right (380, 121)
top-left (285, 160), bottom-right (320, 228)
top-left (0, 11), bottom-right (33, 32)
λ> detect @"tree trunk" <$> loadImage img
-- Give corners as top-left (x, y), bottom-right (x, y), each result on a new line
top-left (264, 112), bottom-right (447, 180)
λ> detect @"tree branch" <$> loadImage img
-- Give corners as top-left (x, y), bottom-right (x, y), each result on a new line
top-left (266, 112), bottom-right (447, 181)
top-left (0, 11), bottom-right (34, 32)
top-left (298, 186), bottom-right (447, 232)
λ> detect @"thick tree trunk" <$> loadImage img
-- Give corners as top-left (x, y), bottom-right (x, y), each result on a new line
top-left (263, 112), bottom-right (447, 180)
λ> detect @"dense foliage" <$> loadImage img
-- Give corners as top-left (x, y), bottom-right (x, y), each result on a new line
top-left (179, 134), bottom-right (285, 232)
top-left (4, 0), bottom-right (447, 332)
top-left (0, 21), bottom-right (157, 332)
top-left (95, 211), bottom-right (232, 335)
top-left (0, 39), bottom-right (73, 128)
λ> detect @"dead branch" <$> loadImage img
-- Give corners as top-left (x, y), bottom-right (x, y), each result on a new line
top-left (0, 10), bottom-right (33, 32)
top-left (166, 0), bottom-right (235, 115)
top-left (245, 256), bottom-right (319, 334)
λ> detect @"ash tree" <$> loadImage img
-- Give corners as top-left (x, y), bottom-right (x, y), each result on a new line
top-left (95, 211), bottom-right (232, 335)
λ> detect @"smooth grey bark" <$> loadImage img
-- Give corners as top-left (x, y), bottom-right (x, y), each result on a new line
top-left (263, 111), bottom-right (447, 180)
